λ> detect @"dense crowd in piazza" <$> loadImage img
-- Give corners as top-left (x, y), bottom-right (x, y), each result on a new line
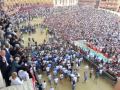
top-left (0, 4), bottom-right (120, 90)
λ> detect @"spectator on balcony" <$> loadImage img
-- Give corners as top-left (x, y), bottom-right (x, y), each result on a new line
top-left (9, 72), bottom-right (23, 85)
top-left (10, 57), bottom-right (21, 73)
top-left (0, 50), bottom-right (10, 86)
top-left (18, 70), bottom-right (29, 81)
top-left (5, 43), bottom-right (11, 64)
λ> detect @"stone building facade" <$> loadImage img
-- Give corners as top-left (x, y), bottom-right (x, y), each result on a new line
top-left (53, 0), bottom-right (78, 6)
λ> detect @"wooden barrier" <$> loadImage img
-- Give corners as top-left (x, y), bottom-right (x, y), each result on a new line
top-left (0, 79), bottom-right (34, 90)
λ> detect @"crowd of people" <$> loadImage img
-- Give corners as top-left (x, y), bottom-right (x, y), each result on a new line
top-left (43, 5), bottom-right (120, 53)
top-left (31, 38), bottom-right (80, 90)
top-left (29, 35), bottom-right (101, 90)
top-left (0, 9), bottom-right (36, 87)
top-left (80, 46), bottom-right (120, 80)
top-left (0, 2), bottom-right (120, 90)
top-left (0, 8), bottom-right (96, 90)
top-left (42, 6), bottom-right (120, 79)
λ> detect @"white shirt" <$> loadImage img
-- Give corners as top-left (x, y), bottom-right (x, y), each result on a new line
top-left (56, 66), bottom-right (59, 70)
top-left (48, 74), bottom-right (52, 80)
top-left (71, 73), bottom-right (75, 78)
top-left (10, 77), bottom-right (23, 85)
top-left (18, 70), bottom-right (29, 81)
top-left (50, 87), bottom-right (54, 90)
top-left (46, 67), bottom-right (50, 72)
top-left (85, 65), bottom-right (89, 70)
top-left (64, 69), bottom-right (68, 74)
top-left (2, 56), bottom-right (9, 66)
top-left (42, 82), bottom-right (47, 89)
top-left (54, 78), bottom-right (59, 84)
top-left (99, 69), bottom-right (103, 74)
top-left (79, 58), bottom-right (82, 62)
top-left (73, 76), bottom-right (77, 83)
top-left (59, 65), bottom-right (63, 70)
top-left (68, 65), bottom-right (71, 69)
top-left (77, 73), bottom-right (80, 78)
top-left (60, 74), bottom-right (64, 79)
top-left (38, 74), bottom-right (42, 80)
top-left (76, 63), bottom-right (78, 68)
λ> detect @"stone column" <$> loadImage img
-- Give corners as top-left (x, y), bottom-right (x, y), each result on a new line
top-left (54, 0), bottom-right (57, 6)
top-left (69, 0), bottom-right (71, 6)
top-left (62, 0), bottom-right (64, 6)
top-left (72, 0), bottom-right (74, 5)
top-left (64, 0), bottom-right (67, 6)
top-left (67, 0), bottom-right (69, 6)
top-left (58, 0), bottom-right (60, 6)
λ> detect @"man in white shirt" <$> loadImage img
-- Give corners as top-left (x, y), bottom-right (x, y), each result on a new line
top-left (46, 66), bottom-right (50, 75)
top-left (42, 80), bottom-right (47, 90)
top-left (54, 77), bottom-right (59, 88)
top-left (38, 74), bottom-right (42, 83)
top-left (77, 73), bottom-right (80, 82)
top-left (73, 76), bottom-right (77, 83)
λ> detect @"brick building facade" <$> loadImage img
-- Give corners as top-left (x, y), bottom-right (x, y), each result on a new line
top-left (99, 0), bottom-right (120, 11)
top-left (78, 0), bottom-right (120, 12)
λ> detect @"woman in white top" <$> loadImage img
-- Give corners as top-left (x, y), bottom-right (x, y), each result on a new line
top-left (9, 72), bottom-right (23, 85)
top-left (42, 80), bottom-right (47, 90)
top-left (18, 70), bottom-right (29, 81)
